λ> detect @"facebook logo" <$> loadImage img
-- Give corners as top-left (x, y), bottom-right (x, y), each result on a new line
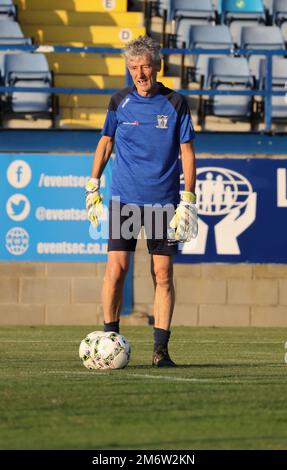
top-left (7, 160), bottom-right (32, 188)
top-left (16, 165), bottom-right (23, 183)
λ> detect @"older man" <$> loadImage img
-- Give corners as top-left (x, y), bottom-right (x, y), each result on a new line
top-left (86, 36), bottom-right (197, 367)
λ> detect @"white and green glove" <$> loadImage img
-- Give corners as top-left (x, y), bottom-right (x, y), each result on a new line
top-left (85, 177), bottom-right (104, 228)
top-left (168, 191), bottom-right (198, 242)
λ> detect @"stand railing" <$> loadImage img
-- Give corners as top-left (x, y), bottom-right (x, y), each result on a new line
top-left (0, 44), bottom-right (286, 132)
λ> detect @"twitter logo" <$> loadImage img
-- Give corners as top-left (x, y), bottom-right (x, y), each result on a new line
top-left (6, 194), bottom-right (30, 221)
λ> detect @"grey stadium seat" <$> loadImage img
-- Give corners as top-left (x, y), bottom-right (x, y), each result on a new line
top-left (1, 53), bottom-right (58, 124)
top-left (158, 0), bottom-right (171, 19)
top-left (263, 0), bottom-right (274, 15)
top-left (273, 0), bottom-right (287, 25)
top-left (170, 0), bottom-right (216, 47)
top-left (172, 0), bottom-right (216, 23)
top-left (240, 26), bottom-right (285, 81)
top-left (200, 57), bottom-right (255, 125)
top-left (0, 21), bottom-right (32, 45)
top-left (187, 25), bottom-right (234, 84)
top-left (0, 52), bottom-right (5, 81)
top-left (0, 0), bottom-right (16, 20)
top-left (259, 57), bottom-right (287, 118)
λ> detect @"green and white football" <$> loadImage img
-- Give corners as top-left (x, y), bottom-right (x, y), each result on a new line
top-left (79, 331), bottom-right (131, 370)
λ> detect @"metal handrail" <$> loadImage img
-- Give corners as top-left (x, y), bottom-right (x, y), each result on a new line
top-left (0, 45), bottom-right (286, 131)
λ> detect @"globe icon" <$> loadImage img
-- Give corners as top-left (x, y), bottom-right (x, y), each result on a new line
top-left (195, 167), bottom-right (253, 216)
top-left (5, 227), bottom-right (29, 256)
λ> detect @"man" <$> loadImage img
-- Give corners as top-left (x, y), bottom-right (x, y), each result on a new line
top-left (86, 36), bottom-right (197, 367)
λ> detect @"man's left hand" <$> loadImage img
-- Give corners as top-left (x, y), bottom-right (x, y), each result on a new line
top-left (168, 191), bottom-right (198, 242)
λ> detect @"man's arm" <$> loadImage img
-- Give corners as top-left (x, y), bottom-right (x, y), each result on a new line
top-left (168, 140), bottom-right (198, 241)
top-left (85, 135), bottom-right (114, 227)
top-left (91, 135), bottom-right (114, 178)
top-left (180, 140), bottom-right (196, 193)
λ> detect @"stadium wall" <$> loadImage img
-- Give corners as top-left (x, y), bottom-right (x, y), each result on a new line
top-left (0, 130), bottom-right (287, 327)
top-left (0, 258), bottom-right (287, 327)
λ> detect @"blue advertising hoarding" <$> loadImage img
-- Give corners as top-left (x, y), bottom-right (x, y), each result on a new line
top-left (176, 158), bottom-right (287, 263)
top-left (0, 154), bottom-right (287, 263)
top-left (1, 153), bottom-right (111, 261)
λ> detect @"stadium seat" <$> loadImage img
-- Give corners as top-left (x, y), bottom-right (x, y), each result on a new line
top-left (0, 20), bottom-right (32, 45)
top-left (171, 1), bottom-right (216, 48)
top-left (187, 25), bottom-right (234, 84)
top-left (0, 52), bottom-right (5, 87)
top-left (0, 0), bottom-right (16, 20)
top-left (158, 0), bottom-right (172, 20)
top-left (219, 0), bottom-right (264, 15)
top-left (273, 0), bottom-right (287, 26)
top-left (259, 57), bottom-right (287, 118)
top-left (1, 53), bottom-right (58, 125)
top-left (199, 57), bottom-right (256, 128)
top-left (172, 0), bottom-right (216, 23)
top-left (240, 26), bottom-right (285, 80)
top-left (263, 0), bottom-right (274, 15)
top-left (220, 0), bottom-right (266, 45)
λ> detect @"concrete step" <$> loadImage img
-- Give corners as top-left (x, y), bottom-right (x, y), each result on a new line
top-left (14, 0), bottom-right (128, 13)
top-left (22, 25), bottom-right (145, 45)
top-left (19, 11), bottom-right (143, 26)
top-left (47, 54), bottom-right (125, 75)
top-left (54, 75), bottom-right (125, 88)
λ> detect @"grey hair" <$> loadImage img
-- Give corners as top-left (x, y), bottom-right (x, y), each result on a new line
top-left (124, 35), bottom-right (161, 64)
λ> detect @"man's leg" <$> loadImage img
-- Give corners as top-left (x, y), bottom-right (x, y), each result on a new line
top-left (151, 254), bottom-right (176, 367)
top-left (102, 250), bottom-right (130, 332)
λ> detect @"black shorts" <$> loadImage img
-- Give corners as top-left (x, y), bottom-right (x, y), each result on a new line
top-left (108, 199), bottom-right (178, 256)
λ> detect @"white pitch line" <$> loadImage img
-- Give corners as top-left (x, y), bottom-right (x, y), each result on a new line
top-left (130, 373), bottom-right (239, 384)
top-left (9, 369), bottom-right (247, 384)
top-left (0, 339), bottom-right (283, 344)
top-left (3, 368), bottom-right (282, 384)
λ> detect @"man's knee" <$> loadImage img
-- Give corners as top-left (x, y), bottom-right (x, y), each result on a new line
top-left (153, 265), bottom-right (173, 288)
top-left (105, 256), bottom-right (129, 285)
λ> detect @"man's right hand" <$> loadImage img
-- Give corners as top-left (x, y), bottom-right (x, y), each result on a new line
top-left (85, 177), bottom-right (104, 227)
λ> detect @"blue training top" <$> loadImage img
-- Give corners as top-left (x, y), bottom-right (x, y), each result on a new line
top-left (101, 82), bottom-right (195, 206)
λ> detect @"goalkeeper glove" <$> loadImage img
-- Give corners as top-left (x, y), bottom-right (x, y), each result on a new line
top-left (85, 177), bottom-right (104, 228)
top-left (168, 191), bottom-right (198, 242)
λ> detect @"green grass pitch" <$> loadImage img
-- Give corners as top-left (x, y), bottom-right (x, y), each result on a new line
top-left (0, 326), bottom-right (287, 450)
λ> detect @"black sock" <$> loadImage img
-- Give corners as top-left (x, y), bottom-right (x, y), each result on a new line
top-left (154, 327), bottom-right (170, 351)
top-left (104, 321), bottom-right (120, 333)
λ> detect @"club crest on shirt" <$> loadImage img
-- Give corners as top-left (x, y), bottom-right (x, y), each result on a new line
top-left (156, 115), bottom-right (168, 129)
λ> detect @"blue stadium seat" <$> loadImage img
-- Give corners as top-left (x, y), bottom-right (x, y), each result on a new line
top-left (188, 25), bottom-right (233, 83)
top-left (259, 57), bottom-right (287, 118)
top-left (273, 0), bottom-right (287, 26)
top-left (2, 53), bottom-right (58, 124)
top-left (220, 0), bottom-right (266, 46)
top-left (199, 56), bottom-right (256, 128)
top-left (219, 0), bottom-right (264, 14)
top-left (0, 21), bottom-right (32, 45)
top-left (240, 26), bottom-right (285, 80)
top-left (0, 0), bottom-right (16, 20)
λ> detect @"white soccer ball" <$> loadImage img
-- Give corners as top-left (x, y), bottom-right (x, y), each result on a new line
top-left (79, 331), bottom-right (130, 370)
top-left (79, 330), bottom-right (106, 370)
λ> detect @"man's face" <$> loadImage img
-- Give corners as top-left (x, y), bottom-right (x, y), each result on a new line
top-left (127, 54), bottom-right (160, 97)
